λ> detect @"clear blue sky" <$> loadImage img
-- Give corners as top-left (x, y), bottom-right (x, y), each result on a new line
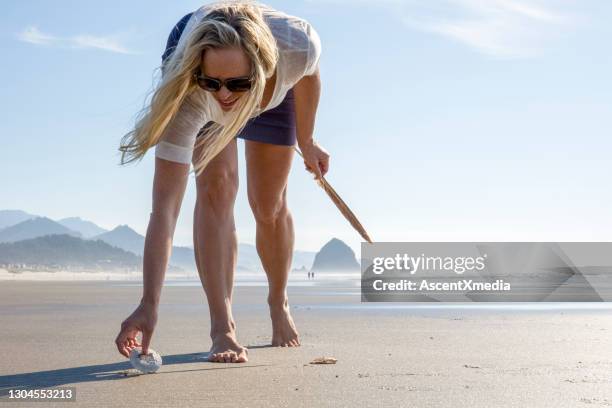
top-left (1, 0), bottom-right (611, 255)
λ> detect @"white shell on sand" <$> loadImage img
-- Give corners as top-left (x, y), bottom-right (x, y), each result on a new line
top-left (129, 348), bottom-right (162, 373)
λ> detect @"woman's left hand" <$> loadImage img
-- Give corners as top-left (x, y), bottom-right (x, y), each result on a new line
top-left (299, 141), bottom-right (330, 180)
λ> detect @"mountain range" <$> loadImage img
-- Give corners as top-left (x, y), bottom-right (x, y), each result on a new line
top-left (0, 234), bottom-right (141, 270)
top-left (0, 210), bottom-right (360, 273)
top-left (0, 216), bottom-right (83, 243)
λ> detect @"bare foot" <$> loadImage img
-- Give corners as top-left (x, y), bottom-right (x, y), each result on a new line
top-left (208, 332), bottom-right (248, 363)
top-left (269, 298), bottom-right (300, 347)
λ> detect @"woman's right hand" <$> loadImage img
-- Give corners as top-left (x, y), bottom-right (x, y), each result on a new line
top-left (115, 302), bottom-right (158, 358)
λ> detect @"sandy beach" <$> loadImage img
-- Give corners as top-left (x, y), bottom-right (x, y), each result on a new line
top-left (1, 280), bottom-right (612, 407)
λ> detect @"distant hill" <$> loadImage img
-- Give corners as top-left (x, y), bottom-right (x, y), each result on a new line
top-left (91, 225), bottom-right (196, 270)
top-left (58, 217), bottom-right (108, 238)
top-left (0, 210), bottom-right (38, 230)
top-left (0, 234), bottom-right (140, 270)
top-left (91, 226), bottom-right (317, 273)
top-left (91, 225), bottom-right (143, 254)
top-left (0, 217), bottom-right (81, 243)
top-left (310, 238), bottom-right (360, 272)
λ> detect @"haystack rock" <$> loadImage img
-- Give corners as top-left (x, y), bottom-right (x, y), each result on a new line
top-left (310, 238), bottom-right (359, 272)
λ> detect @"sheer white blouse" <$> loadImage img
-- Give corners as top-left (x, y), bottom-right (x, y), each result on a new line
top-left (155, 2), bottom-right (322, 164)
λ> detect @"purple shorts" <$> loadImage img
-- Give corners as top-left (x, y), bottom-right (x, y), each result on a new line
top-left (234, 90), bottom-right (296, 146)
top-left (163, 12), bottom-right (297, 146)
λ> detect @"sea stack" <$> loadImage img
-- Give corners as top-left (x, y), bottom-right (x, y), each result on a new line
top-left (310, 238), bottom-right (359, 273)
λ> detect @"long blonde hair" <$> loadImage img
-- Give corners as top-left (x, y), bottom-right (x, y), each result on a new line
top-left (119, 1), bottom-right (278, 176)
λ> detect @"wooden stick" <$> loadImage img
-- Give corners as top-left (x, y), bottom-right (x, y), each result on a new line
top-left (294, 147), bottom-right (373, 243)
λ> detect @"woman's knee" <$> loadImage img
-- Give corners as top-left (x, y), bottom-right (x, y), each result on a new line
top-left (196, 171), bottom-right (238, 214)
top-left (249, 190), bottom-right (288, 225)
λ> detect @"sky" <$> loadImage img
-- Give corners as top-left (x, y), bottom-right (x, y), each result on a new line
top-left (1, 0), bottom-right (611, 255)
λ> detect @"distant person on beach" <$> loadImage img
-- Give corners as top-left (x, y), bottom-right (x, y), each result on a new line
top-left (115, 1), bottom-right (328, 363)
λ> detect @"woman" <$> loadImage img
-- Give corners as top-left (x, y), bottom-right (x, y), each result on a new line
top-left (115, 1), bottom-right (329, 363)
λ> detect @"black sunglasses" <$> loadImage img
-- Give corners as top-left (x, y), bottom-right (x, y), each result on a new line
top-left (193, 71), bottom-right (253, 92)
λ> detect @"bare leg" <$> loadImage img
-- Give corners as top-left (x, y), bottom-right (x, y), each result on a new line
top-left (245, 140), bottom-right (300, 347)
top-left (193, 138), bottom-right (248, 362)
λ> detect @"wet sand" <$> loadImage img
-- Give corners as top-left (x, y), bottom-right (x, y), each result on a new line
top-left (1, 280), bottom-right (612, 407)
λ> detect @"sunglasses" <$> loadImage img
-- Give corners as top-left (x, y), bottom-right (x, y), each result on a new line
top-left (193, 71), bottom-right (253, 92)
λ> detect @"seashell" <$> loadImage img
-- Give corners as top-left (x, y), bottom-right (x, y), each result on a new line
top-left (129, 348), bottom-right (162, 373)
top-left (309, 356), bottom-right (337, 364)
top-left (120, 369), bottom-right (143, 377)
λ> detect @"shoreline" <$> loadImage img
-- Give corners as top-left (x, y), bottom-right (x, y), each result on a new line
top-left (0, 269), bottom-right (361, 282)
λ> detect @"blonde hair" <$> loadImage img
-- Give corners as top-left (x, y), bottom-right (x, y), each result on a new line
top-left (119, 1), bottom-right (278, 176)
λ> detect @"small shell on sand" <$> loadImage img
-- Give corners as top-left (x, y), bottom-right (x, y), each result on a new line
top-left (120, 369), bottom-right (144, 377)
top-left (129, 348), bottom-right (163, 373)
top-left (310, 356), bottom-right (337, 364)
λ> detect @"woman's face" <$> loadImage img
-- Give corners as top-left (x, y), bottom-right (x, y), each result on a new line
top-left (201, 47), bottom-right (251, 111)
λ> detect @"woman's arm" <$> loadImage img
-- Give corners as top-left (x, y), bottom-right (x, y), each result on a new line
top-left (116, 157), bottom-right (189, 357)
top-left (141, 157), bottom-right (190, 306)
top-left (293, 67), bottom-right (321, 149)
top-left (293, 68), bottom-right (329, 179)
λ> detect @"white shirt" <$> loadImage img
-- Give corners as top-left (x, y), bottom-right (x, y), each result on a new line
top-left (154, 2), bottom-right (322, 164)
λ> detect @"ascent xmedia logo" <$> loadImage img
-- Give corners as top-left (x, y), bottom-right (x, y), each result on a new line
top-left (371, 253), bottom-right (488, 275)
